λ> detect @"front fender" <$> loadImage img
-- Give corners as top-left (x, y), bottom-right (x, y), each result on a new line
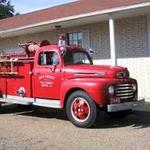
top-left (60, 78), bottom-right (110, 108)
top-left (60, 78), bottom-right (137, 108)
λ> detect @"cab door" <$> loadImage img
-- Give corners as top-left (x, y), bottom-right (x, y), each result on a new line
top-left (33, 50), bottom-right (62, 99)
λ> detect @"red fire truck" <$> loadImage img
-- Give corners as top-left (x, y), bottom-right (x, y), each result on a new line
top-left (0, 38), bottom-right (143, 128)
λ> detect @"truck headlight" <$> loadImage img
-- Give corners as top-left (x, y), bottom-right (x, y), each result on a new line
top-left (116, 72), bottom-right (124, 78)
top-left (116, 70), bottom-right (129, 79)
top-left (132, 84), bottom-right (137, 92)
top-left (108, 86), bottom-right (115, 95)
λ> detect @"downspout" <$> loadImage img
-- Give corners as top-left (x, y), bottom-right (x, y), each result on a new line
top-left (109, 15), bottom-right (117, 66)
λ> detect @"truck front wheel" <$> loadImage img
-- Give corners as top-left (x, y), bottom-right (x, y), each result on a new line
top-left (66, 91), bottom-right (97, 128)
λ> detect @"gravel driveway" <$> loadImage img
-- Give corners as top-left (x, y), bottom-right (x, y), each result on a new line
top-left (0, 102), bottom-right (150, 150)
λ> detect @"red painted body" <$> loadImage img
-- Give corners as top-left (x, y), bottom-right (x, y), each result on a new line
top-left (0, 45), bottom-right (137, 108)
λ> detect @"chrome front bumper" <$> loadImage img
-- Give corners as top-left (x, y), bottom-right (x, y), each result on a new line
top-left (107, 99), bottom-right (145, 112)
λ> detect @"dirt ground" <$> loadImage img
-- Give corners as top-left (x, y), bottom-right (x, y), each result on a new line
top-left (0, 102), bottom-right (150, 150)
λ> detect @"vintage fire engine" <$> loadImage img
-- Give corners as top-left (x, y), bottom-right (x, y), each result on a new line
top-left (0, 37), bottom-right (143, 128)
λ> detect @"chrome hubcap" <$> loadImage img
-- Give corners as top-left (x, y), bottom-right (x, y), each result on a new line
top-left (71, 97), bottom-right (90, 122)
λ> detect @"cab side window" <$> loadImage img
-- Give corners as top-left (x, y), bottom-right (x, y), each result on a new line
top-left (38, 51), bottom-right (59, 66)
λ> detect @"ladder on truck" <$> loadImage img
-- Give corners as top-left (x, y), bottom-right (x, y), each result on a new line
top-left (0, 57), bottom-right (34, 75)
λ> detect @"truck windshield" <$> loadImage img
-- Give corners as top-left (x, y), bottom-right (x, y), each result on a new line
top-left (63, 50), bottom-right (93, 65)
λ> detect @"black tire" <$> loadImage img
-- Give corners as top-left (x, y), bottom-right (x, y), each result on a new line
top-left (107, 110), bottom-right (131, 119)
top-left (66, 91), bottom-right (97, 128)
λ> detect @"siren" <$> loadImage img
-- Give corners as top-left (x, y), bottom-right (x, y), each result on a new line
top-left (58, 35), bottom-right (66, 54)
top-left (58, 35), bottom-right (66, 47)
top-left (58, 35), bottom-right (66, 53)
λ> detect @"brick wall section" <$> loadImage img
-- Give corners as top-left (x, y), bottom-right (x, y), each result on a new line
top-left (90, 22), bottom-right (110, 59)
top-left (116, 16), bottom-right (148, 58)
top-left (0, 30), bottom-right (58, 53)
top-left (0, 22), bottom-right (111, 58)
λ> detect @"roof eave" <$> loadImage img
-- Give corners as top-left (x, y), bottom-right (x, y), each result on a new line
top-left (0, 2), bottom-right (150, 38)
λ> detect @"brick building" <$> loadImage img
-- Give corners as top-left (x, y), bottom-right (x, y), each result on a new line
top-left (0, 0), bottom-right (150, 100)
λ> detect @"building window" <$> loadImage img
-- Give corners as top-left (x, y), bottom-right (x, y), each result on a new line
top-left (68, 32), bottom-right (83, 47)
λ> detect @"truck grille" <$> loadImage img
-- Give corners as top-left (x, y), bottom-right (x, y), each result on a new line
top-left (115, 84), bottom-right (135, 101)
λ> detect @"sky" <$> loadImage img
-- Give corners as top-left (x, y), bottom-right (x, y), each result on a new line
top-left (11, 0), bottom-right (78, 14)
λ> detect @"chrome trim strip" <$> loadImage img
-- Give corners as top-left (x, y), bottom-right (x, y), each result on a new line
top-left (0, 95), bottom-right (62, 108)
top-left (119, 96), bottom-right (134, 99)
top-left (33, 98), bottom-right (62, 109)
top-left (116, 89), bottom-right (133, 93)
top-left (115, 83), bottom-right (135, 100)
top-left (116, 87), bottom-right (133, 90)
top-left (116, 84), bottom-right (132, 87)
top-left (0, 95), bottom-right (34, 105)
top-left (116, 93), bottom-right (133, 96)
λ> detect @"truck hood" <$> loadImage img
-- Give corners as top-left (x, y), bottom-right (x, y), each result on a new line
top-left (63, 65), bottom-right (129, 79)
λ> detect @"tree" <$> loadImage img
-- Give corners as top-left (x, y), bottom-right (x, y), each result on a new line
top-left (0, 0), bottom-right (16, 19)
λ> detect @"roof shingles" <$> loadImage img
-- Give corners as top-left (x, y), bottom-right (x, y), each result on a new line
top-left (0, 0), bottom-right (149, 31)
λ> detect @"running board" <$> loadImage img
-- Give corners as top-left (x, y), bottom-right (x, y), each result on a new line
top-left (33, 98), bottom-right (61, 109)
top-left (0, 95), bottom-right (33, 105)
top-left (0, 95), bottom-right (62, 109)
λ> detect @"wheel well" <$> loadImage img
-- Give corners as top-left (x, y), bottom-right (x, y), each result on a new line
top-left (63, 88), bottom-right (85, 108)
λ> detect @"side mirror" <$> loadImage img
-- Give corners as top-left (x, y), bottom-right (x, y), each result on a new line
top-left (89, 48), bottom-right (94, 55)
top-left (88, 48), bottom-right (94, 60)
